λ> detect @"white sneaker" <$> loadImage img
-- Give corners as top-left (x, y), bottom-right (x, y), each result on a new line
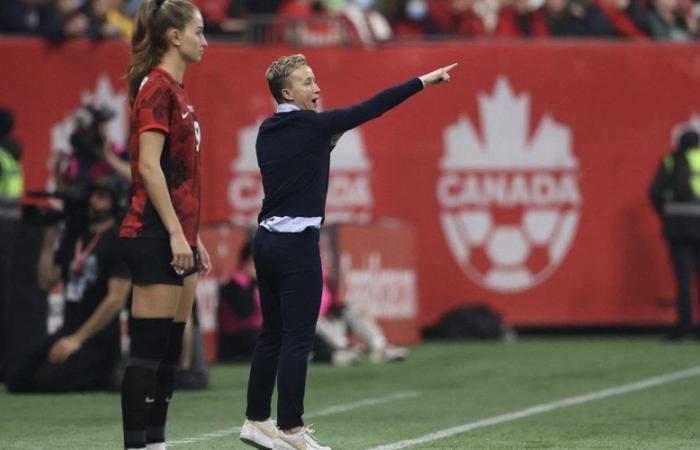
top-left (240, 418), bottom-right (279, 450)
top-left (331, 348), bottom-right (362, 367)
top-left (370, 345), bottom-right (408, 363)
top-left (273, 426), bottom-right (331, 450)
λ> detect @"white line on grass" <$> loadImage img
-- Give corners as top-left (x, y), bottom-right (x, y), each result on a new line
top-left (169, 391), bottom-right (420, 447)
top-left (365, 365), bottom-right (700, 450)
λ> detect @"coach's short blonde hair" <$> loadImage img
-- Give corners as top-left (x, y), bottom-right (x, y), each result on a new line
top-left (265, 54), bottom-right (307, 104)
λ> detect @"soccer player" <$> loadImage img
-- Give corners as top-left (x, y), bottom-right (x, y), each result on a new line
top-left (119, 0), bottom-right (210, 449)
top-left (239, 54), bottom-right (457, 450)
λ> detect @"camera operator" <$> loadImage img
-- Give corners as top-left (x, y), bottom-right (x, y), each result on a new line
top-left (45, 103), bottom-right (131, 243)
top-left (59, 103), bottom-right (131, 194)
top-left (6, 177), bottom-right (131, 392)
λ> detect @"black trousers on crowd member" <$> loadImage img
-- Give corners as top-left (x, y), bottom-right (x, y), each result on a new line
top-left (668, 238), bottom-right (700, 334)
top-left (246, 227), bottom-right (322, 430)
top-left (0, 217), bottom-right (20, 381)
top-left (5, 333), bottom-right (119, 393)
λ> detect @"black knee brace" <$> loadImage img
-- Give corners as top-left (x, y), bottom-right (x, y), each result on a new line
top-left (128, 318), bottom-right (173, 369)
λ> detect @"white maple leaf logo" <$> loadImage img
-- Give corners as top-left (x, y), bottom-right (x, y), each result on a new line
top-left (441, 77), bottom-right (576, 170)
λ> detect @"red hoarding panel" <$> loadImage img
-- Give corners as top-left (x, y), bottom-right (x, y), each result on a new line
top-left (2, 39), bottom-right (695, 327)
top-left (195, 224), bottom-right (249, 361)
top-left (335, 223), bottom-right (420, 345)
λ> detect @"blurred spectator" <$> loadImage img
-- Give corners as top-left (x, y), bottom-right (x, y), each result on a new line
top-left (0, 0), bottom-right (91, 42)
top-left (1, 0), bottom-right (133, 40)
top-left (321, 0), bottom-right (346, 12)
top-left (592, 0), bottom-right (647, 37)
top-left (0, 0), bottom-right (56, 35)
top-left (6, 178), bottom-right (131, 392)
top-left (644, 0), bottom-right (696, 40)
top-left (650, 130), bottom-right (700, 340)
top-left (445, 0), bottom-right (487, 37)
top-left (0, 108), bottom-right (24, 382)
top-left (340, 0), bottom-right (394, 45)
top-left (248, 0), bottom-right (283, 14)
top-left (314, 270), bottom-right (408, 366)
top-left (495, 0), bottom-right (549, 37)
top-left (193, 0), bottom-right (249, 37)
top-left (538, 0), bottom-right (611, 37)
top-left (121, 0), bottom-right (143, 17)
top-left (276, 0), bottom-right (347, 45)
top-left (389, 0), bottom-right (444, 38)
top-left (217, 239), bottom-right (262, 361)
top-left (44, 0), bottom-right (91, 41)
top-left (244, 0), bottom-right (284, 42)
top-left (84, 0), bottom-right (133, 40)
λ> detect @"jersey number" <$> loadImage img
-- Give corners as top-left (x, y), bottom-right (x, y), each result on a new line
top-left (194, 120), bottom-right (201, 152)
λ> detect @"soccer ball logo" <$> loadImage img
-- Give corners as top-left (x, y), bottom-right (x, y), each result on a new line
top-left (437, 77), bottom-right (581, 292)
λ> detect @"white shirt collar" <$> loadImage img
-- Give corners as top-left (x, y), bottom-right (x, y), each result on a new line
top-left (277, 103), bottom-right (301, 113)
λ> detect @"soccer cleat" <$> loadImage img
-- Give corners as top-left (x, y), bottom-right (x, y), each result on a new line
top-left (273, 426), bottom-right (331, 450)
top-left (240, 418), bottom-right (279, 450)
top-left (370, 345), bottom-right (408, 364)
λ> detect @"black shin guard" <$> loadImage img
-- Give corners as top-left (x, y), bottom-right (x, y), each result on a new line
top-left (121, 318), bottom-right (173, 449)
top-left (146, 322), bottom-right (185, 445)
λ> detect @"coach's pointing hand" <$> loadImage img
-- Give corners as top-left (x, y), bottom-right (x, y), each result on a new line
top-left (419, 63), bottom-right (458, 86)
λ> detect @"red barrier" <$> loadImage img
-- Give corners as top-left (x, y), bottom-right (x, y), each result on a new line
top-left (333, 223), bottom-right (421, 345)
top-left (2, 38), bottom-right (696, 327)
top-left (196, 224), bottom-right (249, 361)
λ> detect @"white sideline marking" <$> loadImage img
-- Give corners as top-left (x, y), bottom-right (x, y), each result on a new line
top-left (365, 365), bottom-right (700, 450)
top-left (169, 391), bottom-right (420, 446)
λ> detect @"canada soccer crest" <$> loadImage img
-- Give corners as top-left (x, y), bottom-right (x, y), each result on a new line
top-left (437, 77), bottom-right (581, 293)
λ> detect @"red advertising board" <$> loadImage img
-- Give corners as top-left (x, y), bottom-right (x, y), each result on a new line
top-left (196, 224), bottom-right (249, 360)
top-left (334, 223), bottom-right (420, 344)
top-left (1, 38), bottom-right (695, 327)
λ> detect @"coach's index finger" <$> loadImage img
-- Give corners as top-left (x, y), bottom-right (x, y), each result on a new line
top-left (443, 63), bottom-right (458, 73)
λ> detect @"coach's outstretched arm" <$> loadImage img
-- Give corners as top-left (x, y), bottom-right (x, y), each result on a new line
top-left (317, 63), bottom-right (458, 137)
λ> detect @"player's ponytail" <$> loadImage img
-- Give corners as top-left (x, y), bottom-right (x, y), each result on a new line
top-left (126, 0), bottom-right (198, 105)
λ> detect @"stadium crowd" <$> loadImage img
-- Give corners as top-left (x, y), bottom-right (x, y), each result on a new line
top-left (0, 0), bottom-right (698, 44)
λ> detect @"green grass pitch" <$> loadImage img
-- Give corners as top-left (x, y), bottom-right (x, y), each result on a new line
top-left (2, 338), bottom-right (700, 449)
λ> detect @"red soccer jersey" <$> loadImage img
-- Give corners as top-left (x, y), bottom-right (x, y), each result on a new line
top-left (120, 67), bottom-right (202, 246)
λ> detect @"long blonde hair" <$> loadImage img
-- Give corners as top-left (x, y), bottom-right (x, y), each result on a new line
top-left (126, 0), bottom-right (198, 105)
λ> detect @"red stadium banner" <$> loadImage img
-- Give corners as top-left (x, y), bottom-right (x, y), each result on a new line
top-left (2, 38), bottom-right (698, 328)
top-left (333, 223), bottom-right (421, 345)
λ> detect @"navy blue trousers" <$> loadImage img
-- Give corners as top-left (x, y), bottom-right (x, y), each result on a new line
top-left (245, 227), bottom-right (322, 429)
